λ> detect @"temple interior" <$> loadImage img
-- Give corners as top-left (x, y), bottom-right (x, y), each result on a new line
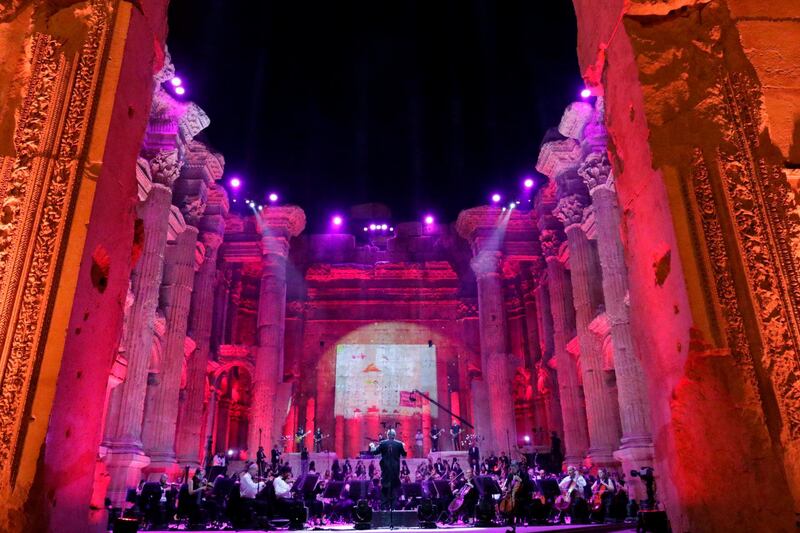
top-left (1, 1), bottom-right (800, 532)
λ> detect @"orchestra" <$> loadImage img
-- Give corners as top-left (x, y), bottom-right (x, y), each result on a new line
top-left (115, 428), bottom-right (636, 530)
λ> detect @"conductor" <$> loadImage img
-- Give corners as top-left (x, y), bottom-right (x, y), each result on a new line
top-left (368, 428), bottom-right (407, 510)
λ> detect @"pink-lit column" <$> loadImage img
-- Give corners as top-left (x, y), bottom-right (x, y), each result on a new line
top-left (579, 138), bottom-right (654, 475)
top-left (540, 229), bottom-right (589, 466)
top-left (531, 266), bottom-right (563, 439)
top-left (471, 251), bottom-right (517, 454)
top-left (176, 231), bottom-right (223, 466)
top-left (247, 206), bottom-right (306, 454)
top-left (556, 195), bottom-right (621, 466)
top-left (142, 224), bottom-right (199, 475)
top-left (104, 184), bottom-right (172, 504)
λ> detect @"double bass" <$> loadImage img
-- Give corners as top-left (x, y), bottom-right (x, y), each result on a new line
top-left (498, 472), bottom-right (522, 514)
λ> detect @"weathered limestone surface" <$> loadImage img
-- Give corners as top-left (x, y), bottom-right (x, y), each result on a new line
top-left (573, 0), bottom-right (800, 530)
top-left (0, 1), bottom-right (171, 531)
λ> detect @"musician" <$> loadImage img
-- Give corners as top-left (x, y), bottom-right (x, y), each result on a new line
top-left (300, 446), bottom-right (309, 475)
top-left (451, 457), bottom-right (463, 476)
top-left (314, 427), bottom-right (324, 453)
top-left (355, 460), bottom-right (366, 479)
top-left (415, 429), bottom-right (424, 457)
top-left (430, 425), bottom-right (441, 452)
top-left (368, 460), bottom-right (376, 480)
top-left (400, 460), bottom-right (411, 483)
top-left (343, 459), bottom-right (353, 477)
top-left (273, 466), bottom-right (295, 516)
top-left (332, 459), bottom-right (343, 481)
top-left (468, 443), bottom-right (480, 469)
top-left (449, 468), bottom-right (478, 524)
top-left (295, 427), bottom-right (307, 450)
top-left (187, 468), bottom-right (209, 525)
top-left (434, 457), bottom-right (446, 477)
top-left (559, 465), bottom-right (586, 496)
top-left (590, 468), bottom-right (616, 521)
top-left (368, 428), bottom-right (407, 510)
top-left (213, 452), bottom-right (226, 467)
top-left (450, 423), bottom-right (462, 450)
top-left (240, 463), bottom-right (266, 499)
top-left (270, 444), bottom-right (281, 470)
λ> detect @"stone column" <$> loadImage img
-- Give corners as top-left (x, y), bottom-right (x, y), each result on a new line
top-left (556, 194), bottom-right (621, 466)
top-left (105, 184), bottom-right (172, 504)
top-left (471, 251), bottom-right (517, 454)
top-left (176, 232), bottom-right (223, 466)
top-left (521, 275), bottom-right (549, 449)
top-left (141, 224), bottom-right (199, 475)
top-left (540, 229), bottom-right (589, 466)
top-left (247, 207), bottom-right (306, 454)
top-left (579, 149), bottom-right (654, 470)
top-left (532, 272), bottom-right (563, 438)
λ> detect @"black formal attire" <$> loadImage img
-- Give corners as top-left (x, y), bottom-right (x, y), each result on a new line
top-left (467, 446), bottom-right (480, 469)
top-left (430, 429), bottom-right (440, 452)
top-left (369, 438), bottom-right (407, 509)
top-left (271, 448), bottom-right (281, 470)
top-left (550, 434), bottom-right (563, 472)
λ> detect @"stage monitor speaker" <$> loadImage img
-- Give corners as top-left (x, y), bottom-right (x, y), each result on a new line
top-left (638, 510), bottom-right (669, 533)
top-left (112, 517), bottom-right (139, 533)
top-left (372, 510), bottom-right (419, 528)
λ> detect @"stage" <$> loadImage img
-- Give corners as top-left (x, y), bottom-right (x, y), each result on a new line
top-left (140, 523), bottom-right (635, 533)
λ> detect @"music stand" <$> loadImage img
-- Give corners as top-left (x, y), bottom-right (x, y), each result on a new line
top-left (538, 478), bottom-right (561, 501)
top-left (401, 482), bottom-right (423, 509)
top-left (473, 476), bottom-right (501, 498)
top-left (322, 481), bottom-right (344, 500)
top-left (348, 480), bottom-right (372, 503)
top-left (431, 480), bottom-right (452, 500)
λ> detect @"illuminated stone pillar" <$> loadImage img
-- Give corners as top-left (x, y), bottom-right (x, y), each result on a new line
top-left (540, 229), bottom-right (589, 466)
top-left (142, 222), bottom-right (199, 475)
top-left (556, 195), bottom-right (621, 466)
top-left (471, 251), bottom-right (517, 454)
top-left (247, 207), bottom-right (306, 454)
top-left (176, 231), bottom-right (222, 466)
top-left (579, 143), bottom-right (654, 474)
top-left (532, 270), bottom-right (563, 439)
top-left (105, 184), bottom-right (172, 504)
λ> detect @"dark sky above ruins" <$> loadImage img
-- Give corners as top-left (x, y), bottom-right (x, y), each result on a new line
top-left (167, 0), bottom-right (581, 230)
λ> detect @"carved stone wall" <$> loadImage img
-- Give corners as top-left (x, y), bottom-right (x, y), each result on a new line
top-left (572, 0), bottom-right (800, 530)
top-left (0, 1), bottom-right (171, 531)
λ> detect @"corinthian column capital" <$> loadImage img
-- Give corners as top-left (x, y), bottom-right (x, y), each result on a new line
top-left (149, 149), bottom-right (182, 187)
top-left (540, 229), bottom-right (566, 262)
top-left (554, 193), bottom-right (590, 230)
top-left (578, 151), bottom-right (615, 195)
top-left (470, 250), bottom-right (503, 279)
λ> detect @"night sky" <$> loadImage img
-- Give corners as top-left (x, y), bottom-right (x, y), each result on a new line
top-left (167, 1), bottom-right (581, 231)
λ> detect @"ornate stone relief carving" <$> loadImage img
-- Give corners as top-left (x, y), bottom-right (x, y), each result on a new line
top-left (0, 0), bottom-right (111, 482)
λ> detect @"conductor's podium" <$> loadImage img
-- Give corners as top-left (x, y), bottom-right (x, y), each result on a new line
top-left (371, 510), bottom-right (419, 528)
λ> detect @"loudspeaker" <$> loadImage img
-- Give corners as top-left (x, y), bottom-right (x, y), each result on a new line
top-left (637, 510), bottom-right (669, 533)
top-left (372, 510), bottom-right (419, 528)
top-left (112, 517), bottom-right (139, 533)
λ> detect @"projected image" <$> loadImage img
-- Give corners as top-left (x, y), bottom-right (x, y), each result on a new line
top-left (334, 344), bottom-right (438, 418)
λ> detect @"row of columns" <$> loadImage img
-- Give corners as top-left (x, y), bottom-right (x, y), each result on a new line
top-left (100, 55), bottom-right (229, 506)
top-left (536, 98), bottom-right (654, 478)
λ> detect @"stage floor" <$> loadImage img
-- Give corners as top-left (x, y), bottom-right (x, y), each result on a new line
top-left (143, 523), bottom-right (635, 533)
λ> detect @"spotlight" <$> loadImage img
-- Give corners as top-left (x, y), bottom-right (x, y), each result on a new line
top-left (258, 205), bottom-right (263, 211)
top-left (424, 215), bottom-right (434, 225)
top-left (332, 215), bottom-right (343, 226)
top-left (491, 193), bottom-right (501, 203)
top-left (268, 192), bottom-right (279, 203)
top-left (502, 207), bottom-right (506, 212)
top-left (523, 177), bottom-right (534, 189)
top-left (363, 227), bottom-right (368, 232)
top-left (581, 88), bottom-right (592, 99)
top-left (229, 177), bottom-right (241, 189)
top-left (381, 224), bottom-right (388, 230)
top-left (369, 224), bottom-right (377, 231)
top-left (353, 499), bottom-right (373, 530)
top-left (174, 86), bottom-right (186, 96)
top-left (509, 202), bottom-right (515, 209)
top-left (227, 449), bottom-right (235, 457)
top-left (389, 227), bottom-right (394, 232)
top-left (170, 76), bottom-right (182, 87)
top-left (524, 435), bottom-right (531, 443)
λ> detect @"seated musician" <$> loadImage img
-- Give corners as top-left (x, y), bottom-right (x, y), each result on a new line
top-left (450, 468), bottom-right (478, 524)
top-left (158, 473), bottom-right (177, 516)
top-left (590, 468), bottom-right (616, 521)
top-left (240, 463), bottom-right (266, 500)
top-left (187, 468), bottom-right (210, 525)
top-left (273, 465), bottom-right (295, 516)
top-left (558, 466), bottom-right (588, 523)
